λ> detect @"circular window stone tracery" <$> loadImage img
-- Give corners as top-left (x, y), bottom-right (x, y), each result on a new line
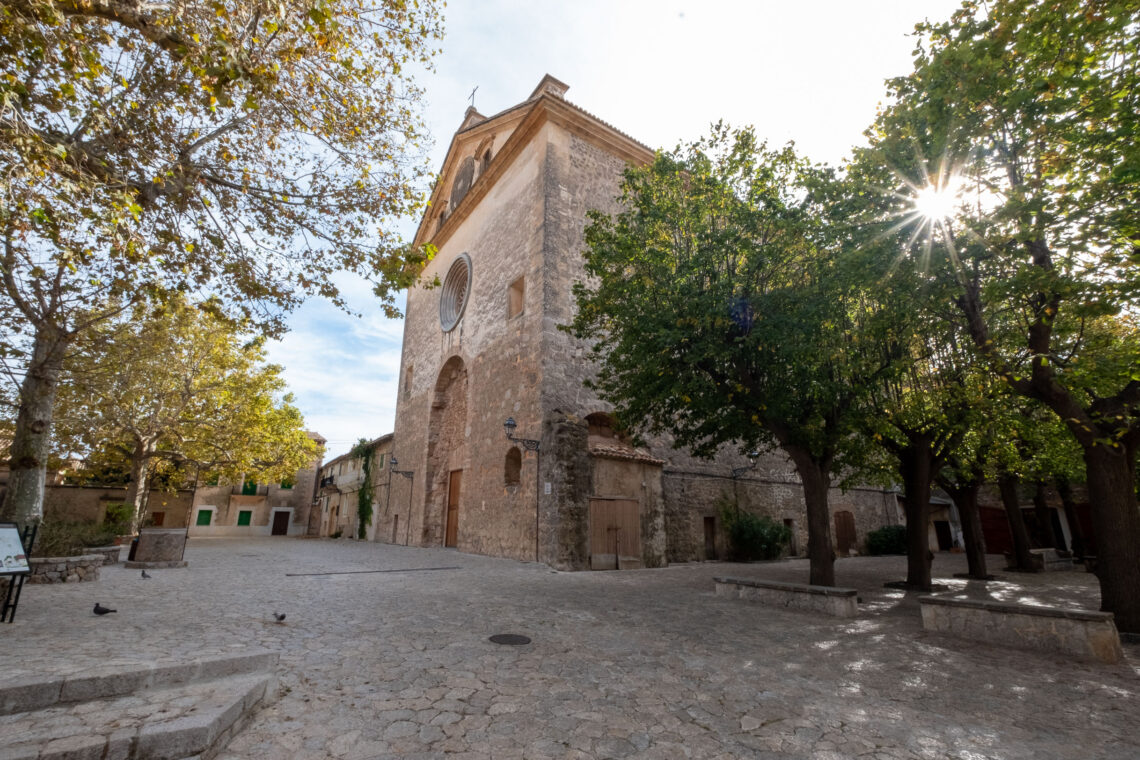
top-left (439, 253), bottom-right (472, 332)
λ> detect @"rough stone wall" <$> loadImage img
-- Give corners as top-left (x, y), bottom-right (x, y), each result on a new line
top-left (662, 455), bottom-right (900, 563)
top-left (44, 486), bottom-right (193, 527)
top-left (543, 411), bottom-right (590, 569)
top-left (28, 555), bottom-right (102, 584)
top-left (393, 129), bottom-right (550, 561)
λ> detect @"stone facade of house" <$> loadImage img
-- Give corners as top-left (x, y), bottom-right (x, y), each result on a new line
top-left (314, 434), bottom-right (395, 540)
top-left (187, 432), bottom-right (325, 537)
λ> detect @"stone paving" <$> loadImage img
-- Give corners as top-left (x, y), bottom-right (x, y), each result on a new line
top-left (2, 538), bottom-right (1137, 759)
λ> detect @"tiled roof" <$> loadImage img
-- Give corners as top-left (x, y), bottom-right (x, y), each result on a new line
top-left (588, 442), bottom-right (664, 466)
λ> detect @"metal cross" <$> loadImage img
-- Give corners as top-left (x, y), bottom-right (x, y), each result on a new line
top-left (468, 85), bottom-right (478, 108)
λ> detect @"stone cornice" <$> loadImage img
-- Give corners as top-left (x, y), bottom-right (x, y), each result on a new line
top-left (412, 93), bottom-right (654, 253)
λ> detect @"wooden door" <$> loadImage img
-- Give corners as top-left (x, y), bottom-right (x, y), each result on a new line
top-left (834, 510), bottom-right (856, 557)
top-left (445, 470), bottom-right (461, 547)
top-left (703, 516), bottom-right (717, 560)
top-left (271, 511), bottom-right (290, 536)
top-left (589, 499), bottom-right (641, 570)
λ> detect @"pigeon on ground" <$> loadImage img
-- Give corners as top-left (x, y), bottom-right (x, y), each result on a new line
top-left (274, 612), bottom-right (286, 623)
top-left (93, 603), bottom-right (117, 616)
top-left (141, 570), bottom-right (151, 579)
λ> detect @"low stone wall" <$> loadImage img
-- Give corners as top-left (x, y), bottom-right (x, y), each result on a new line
top-left (86, 546), bottom-right (121, 566)
top-left (1004, 548), bottom-right (1076, 572)
top-left (714, 576), bottom-right (859, 618)
top-left (918, 595), bottom-right (1123, 664)
top-left (27, 555), bottom-right (103, 584)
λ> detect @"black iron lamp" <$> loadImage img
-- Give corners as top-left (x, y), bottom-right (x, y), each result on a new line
top-left (504, 417), bottom-right (540, 451)
top-left (731, 450), bottom-right (761, 479)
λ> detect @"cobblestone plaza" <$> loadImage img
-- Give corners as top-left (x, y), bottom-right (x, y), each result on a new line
top-left (5, 539), bottom-right (1137, 759)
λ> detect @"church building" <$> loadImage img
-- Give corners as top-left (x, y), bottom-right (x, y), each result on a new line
top-left (378, 76), bottom-right (898, 570)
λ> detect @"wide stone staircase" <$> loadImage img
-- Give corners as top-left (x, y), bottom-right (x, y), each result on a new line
top-left (0, 650), bottom-right (278, 760)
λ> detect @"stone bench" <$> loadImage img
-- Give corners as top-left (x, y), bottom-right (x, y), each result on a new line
top-left (918, 595), bottom-right (1123, 664)
top-left (714, 577), bottom-right (859, 618)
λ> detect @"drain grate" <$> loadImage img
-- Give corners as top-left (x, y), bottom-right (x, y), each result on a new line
top-left (489, 633), bottom-right (531, 646)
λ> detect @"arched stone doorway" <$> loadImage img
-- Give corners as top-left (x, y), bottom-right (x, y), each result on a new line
top-left (426, 356), bottom-right (468, 547)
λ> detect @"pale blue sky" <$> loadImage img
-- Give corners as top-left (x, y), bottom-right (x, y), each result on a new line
top-left (268, 1), bottom-right (965, 459)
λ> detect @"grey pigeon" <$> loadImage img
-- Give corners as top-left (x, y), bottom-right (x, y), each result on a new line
top-left (93, 602), bottom-right (117, 616)
top-left (274, 612), bottom-right (286, 623)
top-left (141, 570), bottom-right (151, 579)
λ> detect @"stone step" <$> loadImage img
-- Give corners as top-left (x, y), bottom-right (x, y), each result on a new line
top-left (1, 650), bottom-right (278, 715)
top-left (0, 672), bottom-right (273, 760)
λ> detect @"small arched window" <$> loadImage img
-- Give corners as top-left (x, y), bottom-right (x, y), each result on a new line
top-left (504, 446), bottom-right (522, 486)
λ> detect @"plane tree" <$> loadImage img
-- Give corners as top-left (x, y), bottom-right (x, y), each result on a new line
top-left (53, 299), bottom-right (321, 532)
top-left (0, 0), bottom-right (442, 525)
top-left (864, 0), bottom-right (1140, 630)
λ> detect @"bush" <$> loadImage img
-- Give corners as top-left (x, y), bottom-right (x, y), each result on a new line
top-left (31, 519), bottom-right (116, 557)
top-left (103, 502), bottom-right (133, 535)
top-left (718, 499), bottom-right (791, 561)
top-left (866, 525), bottom-right (907, 555)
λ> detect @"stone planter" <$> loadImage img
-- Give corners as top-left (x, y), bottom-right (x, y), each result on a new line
top-left (84, 545), bottom-right (122, 566)
top-left (27, 555), bottom-right (103, 584)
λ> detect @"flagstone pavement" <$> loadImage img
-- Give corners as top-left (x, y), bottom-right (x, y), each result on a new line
top-left (4, 538), bottom-right (1137, 759)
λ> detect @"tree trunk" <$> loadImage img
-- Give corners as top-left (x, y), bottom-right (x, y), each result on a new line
top-left (941, 478), bottom-right (989, 579)
top-left (899, 443), bottom-right (935, 591)
top-left (785, 446), bottom-right (835, 587)
top-left (1031, 480), bottom-right (1058, 549)
top-left (0, 323), bottom-right (68, 528)
top-left (124, 441), bottom-right (155, 535)
top-left (1083, 444), bottom-right (1140, 634)
top-left (1055, 477), bottom-right (1086, 558)
top-left (998, 473), bottom-right (1036, 571)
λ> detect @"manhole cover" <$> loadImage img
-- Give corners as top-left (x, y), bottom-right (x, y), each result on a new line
top-left (489, 634), bottom-right (531, 646)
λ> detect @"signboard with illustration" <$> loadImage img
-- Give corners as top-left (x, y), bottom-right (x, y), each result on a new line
top-left (0, 523), bottom-right (30, 575)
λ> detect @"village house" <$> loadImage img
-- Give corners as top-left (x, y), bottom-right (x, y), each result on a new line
top-left (313, 435), bottom-right (395, 539)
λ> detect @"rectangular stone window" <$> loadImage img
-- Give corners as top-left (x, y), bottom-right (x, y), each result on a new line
top-left (150, 511), bottom-right (165, 527)
top-left (196, 509), bottom-right (212, 526)
top-left (242, 478), bottom-right (258, 495)
top-left (508, 276), bottom-right (525, 318)
top-left (403, 365), bottom-right (413, 398)
top-left (237, 510), bottom-right (252, 526)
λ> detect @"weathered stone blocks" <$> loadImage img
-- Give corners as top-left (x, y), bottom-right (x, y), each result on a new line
top-left (918, 595), bottom-right (1123, 664)
top-left (27, 555), bottom-right (102, 584)
top-left (714, 576), bottom-right (859, 617)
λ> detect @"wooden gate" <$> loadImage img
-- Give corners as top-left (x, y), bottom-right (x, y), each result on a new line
top-left (589, 499), bottom-right (641, 570)
top-left (445, 470), bottom-right (461, 547)
top-left (834, 510), bottom-right (856, 557)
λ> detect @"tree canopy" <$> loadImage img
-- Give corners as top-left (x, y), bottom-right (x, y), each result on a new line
top-left (571, 126), bottom-right (899, 586)
top-left (54, 298), bottom-right (322, 530)
top-left (0, 0), bottom-right (442, 524)
top-left (861, 0), bottom-right (1140, 630)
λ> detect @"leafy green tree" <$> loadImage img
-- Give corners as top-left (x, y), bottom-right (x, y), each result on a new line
top-left (859, 311), bottom-right (979, 590)
top-left (53, 299), bottom-right (322, 532)
top-left (864, 0), bottom-right (1140, 631)
top-left (0, 0), bottom-right (442, 526)
top-left (572, 126), bottom-right (893, 587)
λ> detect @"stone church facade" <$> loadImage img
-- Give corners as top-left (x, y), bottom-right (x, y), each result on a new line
top-left (377, 76), bottom-right (898, 570)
